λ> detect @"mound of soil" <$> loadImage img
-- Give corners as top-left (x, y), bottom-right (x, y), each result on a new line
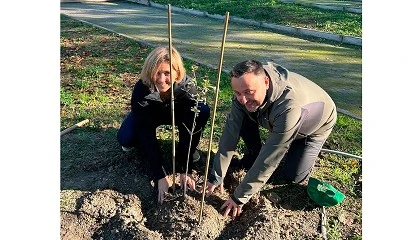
top-left (60, 130), bottom-right (361, 239)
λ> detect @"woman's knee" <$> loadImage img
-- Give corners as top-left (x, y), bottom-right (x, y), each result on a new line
top-left (197, 102), bottom-right (210, 124)
top-left (117, 112), bottom-right (136, 147)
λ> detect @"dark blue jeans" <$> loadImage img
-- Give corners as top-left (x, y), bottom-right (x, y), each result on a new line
top-left (117, 102), bottom-right (210, 180)
top-left (239, 116), bottom-right (328, 184)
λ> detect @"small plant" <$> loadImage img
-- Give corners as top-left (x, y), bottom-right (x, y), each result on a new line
top-left (77, 92), bottom-right (91, 107)
top-left (157, 125), bottom-right (177, 141)
top-left (74, 77), bottom-right (90, 89)
top-left (181, 64), bottom-right (214, 195)
top-left (350, 235), bottom-right (362, 240)
top-left (60, 87), bottom-right (74, 106)
top-left (95, 92), bottom-right (109, 103)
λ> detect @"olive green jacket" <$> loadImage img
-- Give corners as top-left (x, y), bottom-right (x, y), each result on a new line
top-left (208, 62), bottom-right (337, 205)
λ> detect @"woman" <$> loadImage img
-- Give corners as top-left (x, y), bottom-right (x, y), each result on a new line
top-left (117, 46), bottom-right (210, 204)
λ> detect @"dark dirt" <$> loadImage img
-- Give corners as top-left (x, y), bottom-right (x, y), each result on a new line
top-left (61, 129), bottom-right (361, 240)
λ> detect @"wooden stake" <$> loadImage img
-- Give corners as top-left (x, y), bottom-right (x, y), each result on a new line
top-left (60, 119), bottom-right (89, 136)
top-left (198, 11), bottom-right (230, 225)
top-left (168, 4), bottom-right (177, 193)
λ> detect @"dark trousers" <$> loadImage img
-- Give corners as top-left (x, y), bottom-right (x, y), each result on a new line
top-left (117, 102), bottom-right (210, 180)
top-left (240, 116), bottom-right (327, 183)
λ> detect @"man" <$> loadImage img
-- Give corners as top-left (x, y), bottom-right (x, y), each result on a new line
top-left (203, 60), bottom-right (337, 219)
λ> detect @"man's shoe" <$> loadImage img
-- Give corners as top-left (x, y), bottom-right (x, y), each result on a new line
top-left (122, 146), bottom-right (134, 152)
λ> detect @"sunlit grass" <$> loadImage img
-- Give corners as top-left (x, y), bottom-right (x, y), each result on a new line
top-left (152, 0), bottom-right (361, 37)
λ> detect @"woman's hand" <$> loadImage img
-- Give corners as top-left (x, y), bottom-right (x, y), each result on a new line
top-left (180, 173), bottom-right (196, 192)
top-left (157, 176), bottom-right (172, 204)
top-left (200, 181), bottom-right (224, 197)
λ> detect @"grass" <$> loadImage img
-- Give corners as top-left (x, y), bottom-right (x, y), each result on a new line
top-left (151, 0), bottom-right (362, 37)
top-left (60, 14), bottom-right (362, 239)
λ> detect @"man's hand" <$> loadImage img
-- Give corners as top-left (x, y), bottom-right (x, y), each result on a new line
top-left (180, 173), bottom-right (196, 192)
top-left (200, 182), bottom-right (224, 197)
top-left (157, 176), bottom-right (172, 204)
top-left (220, 197), bottom-right (242, 220)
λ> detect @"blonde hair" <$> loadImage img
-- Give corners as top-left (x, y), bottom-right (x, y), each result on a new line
top-left (140, 46), bottom-right (186, 91)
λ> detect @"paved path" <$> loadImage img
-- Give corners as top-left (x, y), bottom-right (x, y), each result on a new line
top-left (60, 0), bottom-right (362, 119)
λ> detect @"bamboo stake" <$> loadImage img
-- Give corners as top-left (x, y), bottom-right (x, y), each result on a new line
top-left (198, 11), bottom-right (230, 225)
top-left (168, 4), bottom-right (176, 193)
top-left (60, 119), bottom-right (89, 136)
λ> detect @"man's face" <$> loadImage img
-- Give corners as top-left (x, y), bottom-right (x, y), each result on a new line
top-left (231, 72), bottom-right (269, 112)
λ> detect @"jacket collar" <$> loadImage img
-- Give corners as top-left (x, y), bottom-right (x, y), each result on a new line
top-left (257, 62), bottom-right (289, 112)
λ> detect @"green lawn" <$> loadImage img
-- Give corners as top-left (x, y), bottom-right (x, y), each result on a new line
top-left (152, 0), bottom-right (362, 37)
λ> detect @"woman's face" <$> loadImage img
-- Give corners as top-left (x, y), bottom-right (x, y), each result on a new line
top-left (153, 62), bottom-right (178, 93)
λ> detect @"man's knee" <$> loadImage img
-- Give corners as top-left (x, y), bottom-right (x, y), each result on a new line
top-left (283, 165), bottom-right (314, 184)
